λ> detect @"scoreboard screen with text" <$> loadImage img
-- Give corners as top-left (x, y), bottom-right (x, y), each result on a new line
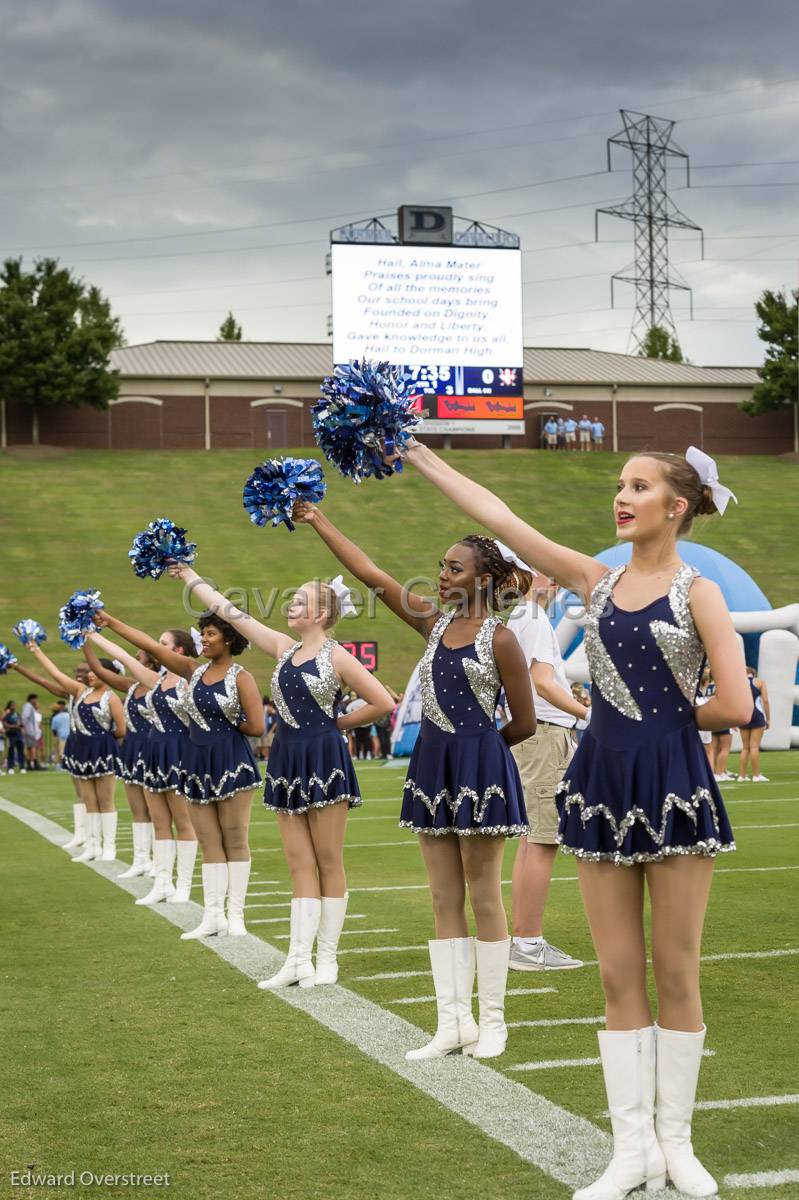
top-left (339, 640), bottom-right (378, 672)
top-left (331, 243), bottom-right (524, 435)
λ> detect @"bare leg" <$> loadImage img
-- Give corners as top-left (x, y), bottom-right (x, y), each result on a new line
top-left (123, 782), bottom-right (149, 822)
top-left (217, 790), bottom-right (254, 862)
top-left (188, 803), bottom-right (226, 863)
top-left (704, 740), bottom-right (714, 771)
top-left (165, 790), bottom-right (197, 841)
top-left (738, 728), bottom-right (751, 778)
top-left (94, 774), bottom-right (116, 813)
top-left (307, 801), bottom-right (349, 897)
top-left (460, 835), bottom-right (508, 941)
top-left (276, 812), bottom-right (321, 897)
top-left (417, 834), bottom-right (468, 938)
top-left (144, 790), bottom-right (174, 839)
top-left (511, 836), bottom-right (558, 937)
top-left (715, 733), bottom-right (731, 776)
top-left (749, 727), bottom-right (765, 777)
top-left (647, 856), bottom-right (715, 1031)
top-left (577, 861), bottom-right (650, 1029)
top-left (79, 778), bottom-right (99, 813)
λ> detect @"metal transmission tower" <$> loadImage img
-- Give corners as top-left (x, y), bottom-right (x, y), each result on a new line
top-left (595, 110), bottom-right (704, 351)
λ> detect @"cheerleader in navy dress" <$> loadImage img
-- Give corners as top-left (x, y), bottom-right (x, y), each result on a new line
top-left (168, 562), bottom-right (393, 983)
top-left (737, 669), bottom-right (770, 782)
top-left (83, 634), bottom-right (159, 880)
top-left (90, 615), bottom-right (200, 908)
top-left (400, 438), bottom-right (753, 1199)
top-left (301, 507), bottom-right (535, 1060)
top-left (556, 564), bottom-right (735, 863)
top-left (28, 640), bottom-right (125, 866)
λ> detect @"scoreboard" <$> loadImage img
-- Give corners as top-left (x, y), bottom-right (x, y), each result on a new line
top-left (339, 640), bottom-right (378, 672)
top-left (331, 242), bottom-right (524, 436)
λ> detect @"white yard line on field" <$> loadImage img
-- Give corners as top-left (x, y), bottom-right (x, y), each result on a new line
top-left (250, 914), bottom-right (368, 926)
top-left (724, 1170), bottom-right (799, 1188)
top-left (511, 1050), bottom-right (715, 1074)
top-left (388, 988), bottom-right (557, 1005)
top-left (274, 927), bottom-right (399, 941)
top-left (254, 841), bottom-right (418, 852)
top-left (507, 1016), bottom-right (605, 1029)
top-left (0, 795), bottom-right (624, 1195)
top-left (733, 823), bottom-right (799, 830)
top-left (696, 1094), bottom-right (799, 1111)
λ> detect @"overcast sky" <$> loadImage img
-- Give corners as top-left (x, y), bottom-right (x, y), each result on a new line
top-left (1, 0), bottom-right (797, 365)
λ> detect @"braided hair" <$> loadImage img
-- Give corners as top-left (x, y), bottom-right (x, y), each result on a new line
top-left (458, 534), bottom-right (530, 612)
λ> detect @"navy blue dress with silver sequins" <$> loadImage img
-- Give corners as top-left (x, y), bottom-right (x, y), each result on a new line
top-left (400, 613), bottom-right (527, 837)
top-left (556, 564), bottom-right (735, 864)
top-left (62, 694), bottom-right (88, 777)
top-left (178, 664), bottom-right (260, 803)
top-left (63, 688), bottom-right (118, 779)
top-left (140, 678), bottom-right (186, 793)
top-left (116, 685), bottom-right (150, 785)
top-left (264, 640), bottom-right (361, 814)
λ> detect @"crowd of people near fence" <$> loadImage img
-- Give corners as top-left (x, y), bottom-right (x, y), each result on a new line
top-left (541, 414), bottom-right (605, 450)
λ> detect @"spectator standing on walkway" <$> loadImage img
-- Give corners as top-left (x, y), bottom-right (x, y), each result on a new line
top-left (578, 414), bottom-right (592, 451)
top-left (591, 417), bottom-right (605, 451)
top-left (3, 700), bottom-right (25, 773)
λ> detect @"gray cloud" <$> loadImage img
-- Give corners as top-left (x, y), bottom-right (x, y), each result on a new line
top-left (0, 0), bottom-right (796, 363)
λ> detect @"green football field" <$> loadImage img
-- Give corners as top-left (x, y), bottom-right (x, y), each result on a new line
top-left (2, 754), bottom-right (797, 1200)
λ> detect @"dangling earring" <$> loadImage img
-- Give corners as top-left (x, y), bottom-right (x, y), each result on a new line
top-left (667, 513), bottom-right (675, 520)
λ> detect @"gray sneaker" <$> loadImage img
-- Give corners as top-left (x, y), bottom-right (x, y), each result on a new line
top-left (509, 940), bottom-right (584, 971)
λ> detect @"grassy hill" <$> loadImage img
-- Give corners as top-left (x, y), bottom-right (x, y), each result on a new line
top-left (0, 446), bottom-right (796, 709)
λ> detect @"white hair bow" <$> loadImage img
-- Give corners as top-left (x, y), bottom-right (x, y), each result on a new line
top-left (190, 626), bottom-right (204, 655)
top-left (494, 539), bottom-right (534, 574)
top-left (685, 446), bottom-right (738, 516)
top-left (111, 659), bottom-right (125, 675)
top-left (329, 574), bottom-right (357, 618)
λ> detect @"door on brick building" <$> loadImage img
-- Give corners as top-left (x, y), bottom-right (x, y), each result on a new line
top-left (265, 410), bottom-right (288, 449)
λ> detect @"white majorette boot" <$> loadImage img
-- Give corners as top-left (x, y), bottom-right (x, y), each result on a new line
top-left (181, 863), bottom-right (229, 939)
top-left (99, 810), bottom-right (118, 861)
top-left (308, 893), bottom-right (349, 986)
top-left (63, 803), bottom-right (87, 850)
top-left (257, 897), bottom-right (321, 989)
top-left (574, 1027), bottom-right (666, 1200)
top-left (472, 937), bottom-right (512, 1059)
top-left (655, 1025), bottom-right (718, 1197)
top-left (225, 859), bottom-right (251, 937)
top-left (135, 839), bottom-right (176, 905)
top-left (406, 938), bottom-right (479, 1060)
top-left (72, 812), bottom-right (102, 863)
top-left (118, 822), bottom-right (152, 879)
top-left (146, 823), bottom-right (156, 876)
top-left (166, 839), bottom-right (197, 903)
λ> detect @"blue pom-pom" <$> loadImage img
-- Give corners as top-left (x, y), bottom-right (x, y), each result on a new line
top-left (58, 589), bottom-right (104, 649)
top-left (12, 619), bottom-right (47, 647)
top-left (243, 457), bottom-right (326, 532)
top-left (312, 360), bottom-right (422, 484)
top-left (128, 517), bottom-right (197, 581)
top-left (0, 643), bottom-right (18, 673)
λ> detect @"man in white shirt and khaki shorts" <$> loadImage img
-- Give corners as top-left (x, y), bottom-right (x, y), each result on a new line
top-left (506, 573), bottom-right (589, 970)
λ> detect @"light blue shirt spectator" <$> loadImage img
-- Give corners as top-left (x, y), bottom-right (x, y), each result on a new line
top-left (578, 417), bottom-right (592, 432)
top-left (544, 418), bottom-right (557, 435)
top-left (51, 710), bottom-right (71, 740)
top-left (592, 421), bottom-right (605, 440)
top-left (564, 418), bottom-right (577, 433)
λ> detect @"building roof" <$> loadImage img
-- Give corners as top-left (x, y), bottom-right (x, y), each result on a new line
top-left (110, 340), bottom-right (759, 388)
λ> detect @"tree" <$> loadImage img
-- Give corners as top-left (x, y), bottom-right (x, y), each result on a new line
top-left (217, 311), bottom-right (243, 341)
top-left (741, 288), bottom-right (798, 415)
top-left (0, 257), bottom-right (123, 445)
top-left (638, 324), bottom-right (684, 362)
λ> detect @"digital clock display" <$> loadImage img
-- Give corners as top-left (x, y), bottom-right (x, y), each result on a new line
top-left (339, 641), bottom-right (378, 672)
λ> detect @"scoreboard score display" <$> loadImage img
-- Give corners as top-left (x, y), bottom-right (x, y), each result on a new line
top-left (339, 640), bottom-right (378, 672)
top-left (331, 242), bottom-right (524, 436)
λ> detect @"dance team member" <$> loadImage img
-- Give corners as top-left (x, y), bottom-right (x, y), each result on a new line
top-left (399, 438), bottom-right (751, 1197)
top-left (504, 557), bottom-right (587, 972)
top-left (92, 614), bottom-right (198, 906)
top-left (297, 503), bottom-right (535, 1057)
top-left (170, 563), bottom-right (392, 980)
top-left (737, 667), bottom-right (770, 782)
top-left (84, 635), bottom-right (156, 879)
top-left (96, 605), bottom-right (262, 940)
top-left (11, 656), bottom-right (90, 848)
top-left (25, 641), bottom-right (124, 863)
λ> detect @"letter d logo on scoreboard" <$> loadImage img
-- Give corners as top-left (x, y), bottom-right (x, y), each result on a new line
top-left (398, 205), bottom-right (453, 245)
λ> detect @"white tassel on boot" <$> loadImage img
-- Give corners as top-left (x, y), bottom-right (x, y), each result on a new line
top-left (226, 860), bottom-right (251, 937)
top-left (72, 812), bottom-right (102, 863)
top-left (573, 1027), bottom-right (666, 1200)
top-left (655, 1025), bottom-right (717, 1197)
top-left (181, 863), bottom-right (229, 939)
top-left (310, 893), bottom-right (349, 985)
top-left (472, 937), bottom-right (511, 1059)
top-left (166, 840), bottom-right (197, 903)
top-left (406, 938), bottom-right (479, 1059)
top-left (257, 898), bottom-right (320, 989)
top-left (99, 811), bottom-right (118, 861)
top-left (135, 839), bottom-right (176, 904)
top-left (118, 823), bottom-right (152, 878)
top-left (63, 803), bottom-right (87, 850)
